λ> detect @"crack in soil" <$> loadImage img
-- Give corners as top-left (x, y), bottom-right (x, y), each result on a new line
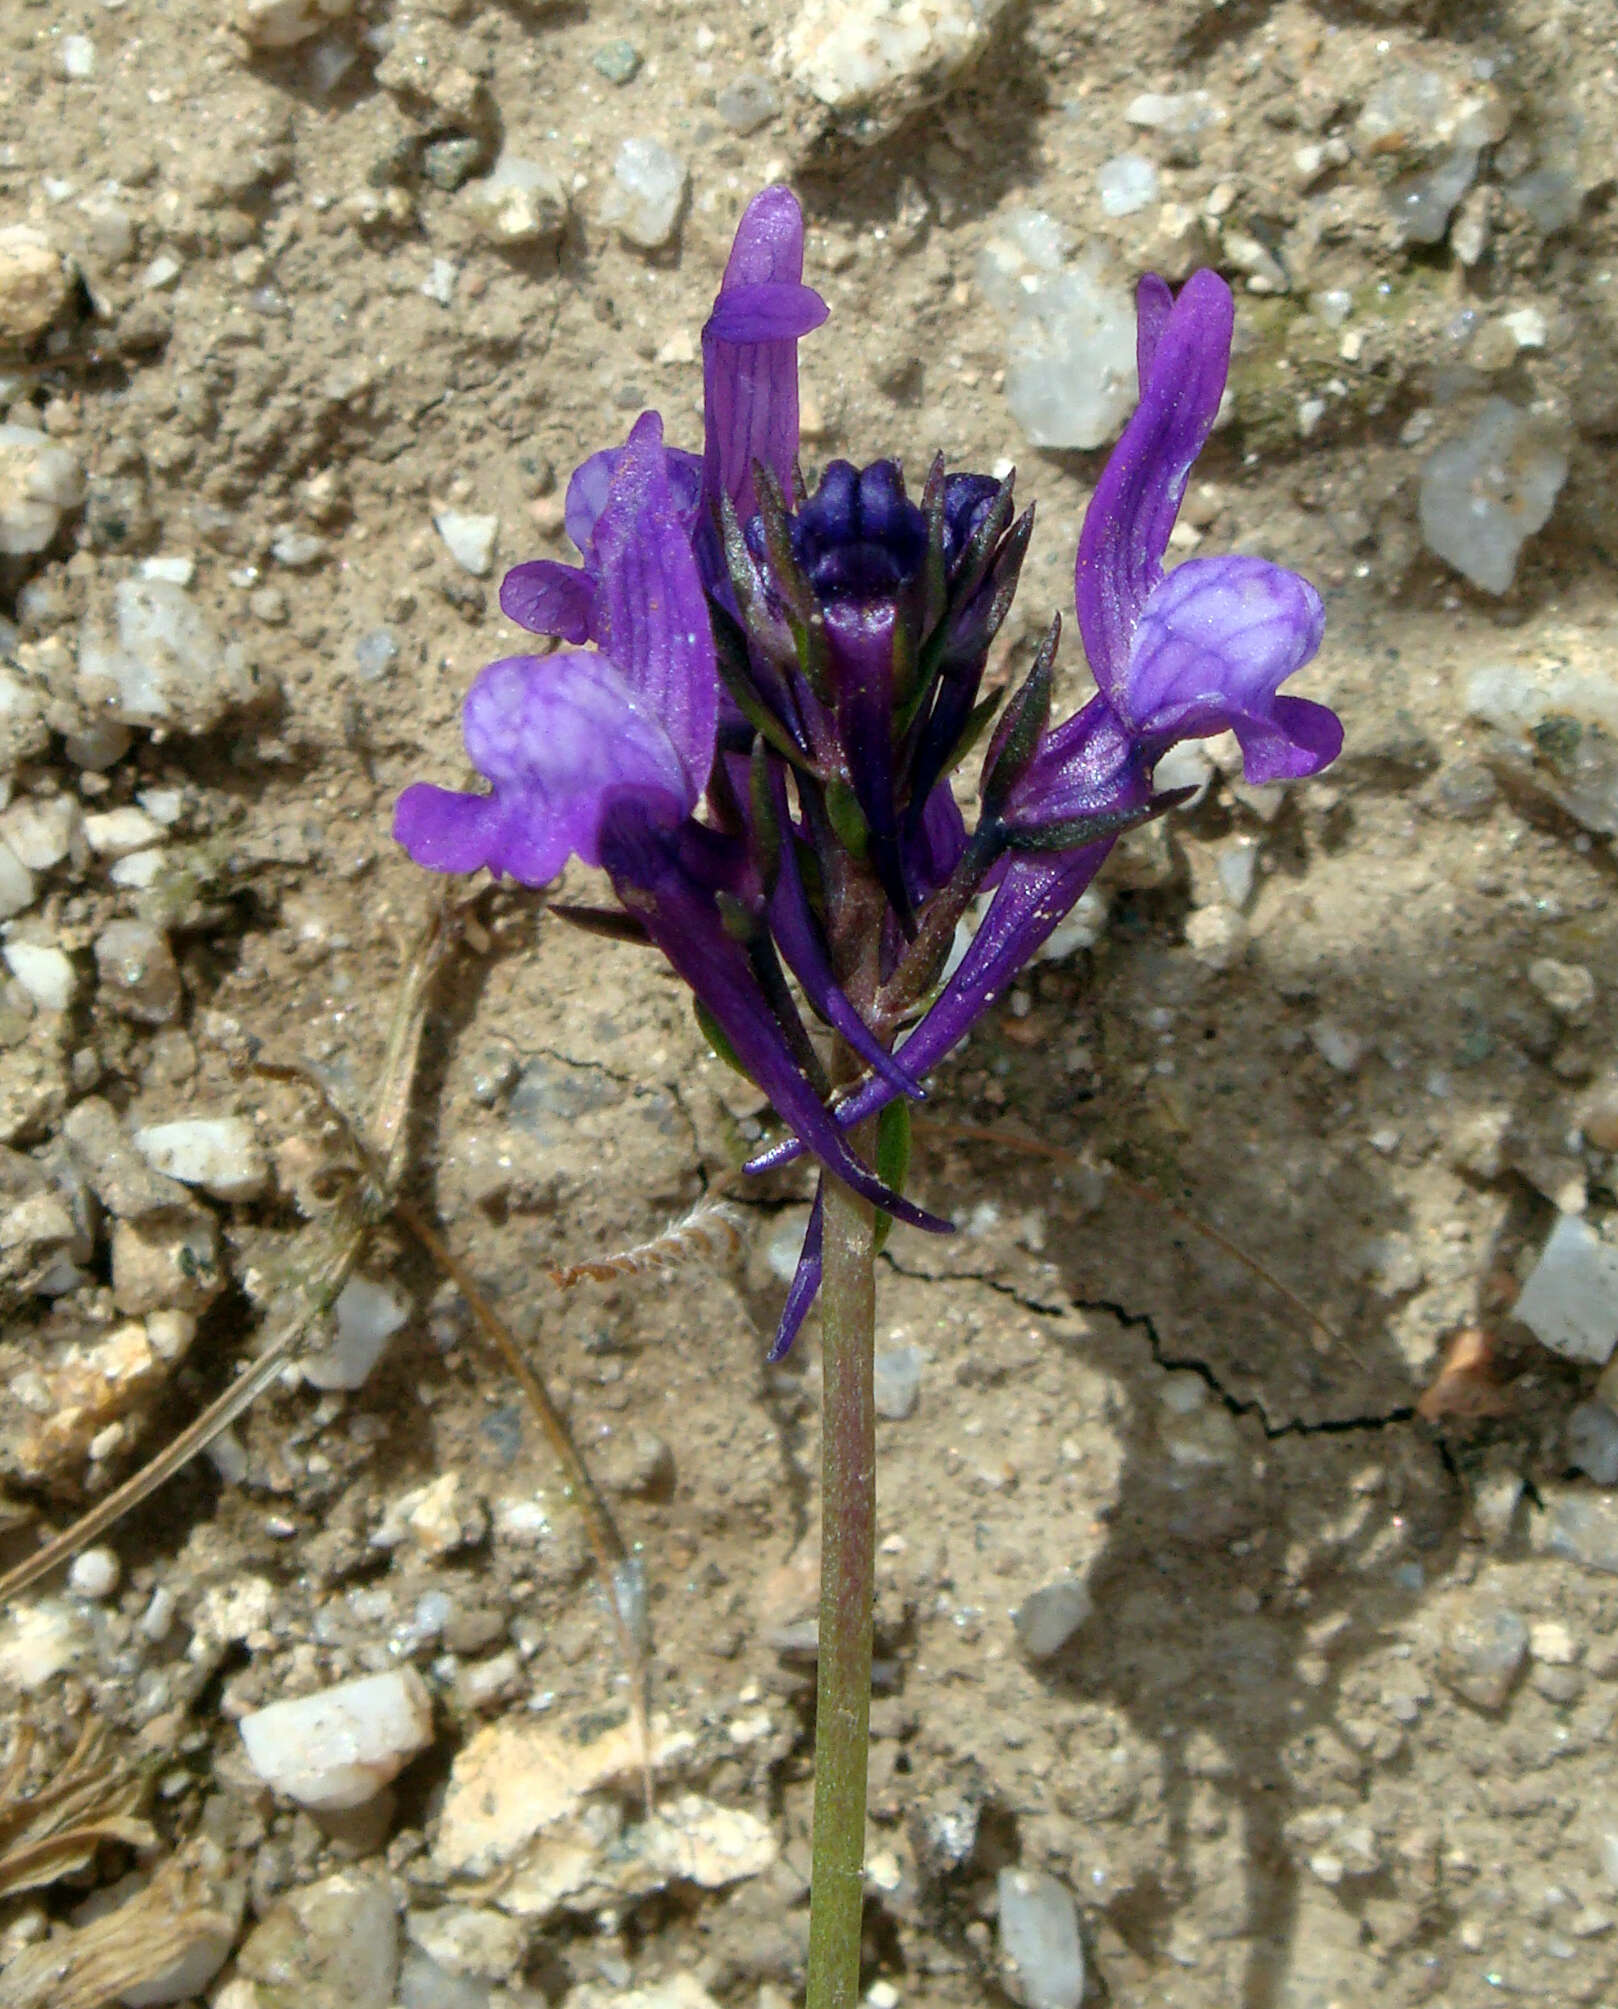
top-left (881, 1252), bottom-right (1417, 1440)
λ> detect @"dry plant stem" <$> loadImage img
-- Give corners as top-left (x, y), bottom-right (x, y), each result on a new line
top-left (0, 888), bottom-right (458, 1607)
top-left (806, 1112), bottom-right (879, 2009)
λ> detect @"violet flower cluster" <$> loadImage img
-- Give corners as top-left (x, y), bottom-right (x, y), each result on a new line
top-left (395, 186), bottom-right (1341, 1355)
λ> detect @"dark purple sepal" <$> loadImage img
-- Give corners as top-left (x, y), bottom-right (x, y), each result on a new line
top-left (767, 1180), bottom-right (824, 1361)
top-left (763, 765), bottom-right (924, 1102)
top-left (600, 804), bottom-right (950, 1233)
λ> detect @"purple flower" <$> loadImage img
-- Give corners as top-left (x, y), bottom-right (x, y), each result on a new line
top-left (1071, 269), bottom-right (1339, 786)
top-left (394, 201), bottom-right (1343, 1358)
top-left (394, 410), bottom-right (717, 883)
top-left (748, 269), bottom-right (1340, 1189)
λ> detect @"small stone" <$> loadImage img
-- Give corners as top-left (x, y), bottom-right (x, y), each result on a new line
top-left (1418, 398), bottom-right (1568, 596)
top-left (433, 510), bottom-right (499, 577)
top-left (84, 804), bottom-right (163, 858)
top-left (1438, 1595), bottom-right (1527, 1710)
top-left (303, 1274), bottom-right (410, 1389)
top-left (3, 941), bottom-right (76, 1013)
top-left (133, 1117), bottom-right (268, 1203)
top-left (600, 1429), bottom-right (675, 1497)
top-left (1568, 1402), bottom-right (1618, 1486)
top-left (977, 214), bottom-right (1135, 450)
top-left (0, 1599), bottom-right (91, 1692)
top-left (249, 585), bottom-right (289, 625)
top-left (1184, 905), bottom-right (1248, 972)
top-left (873, 1344), bottom-right (922, 1420)
top-left (1514, 1214), bottom-right (1618, 1365)
top-left (0, 225), bottom-right (70, 349)
top-left (94, 920), bottom-right (181, 1024)
top-left (1541, 1489), bottom-right (1618, 1576)
top-left (0, 426), bottom-right (84, 556)
top-left (1012, 1576), bottom-right (1092, 1660)
top-left (58, 34), bottom-right (96, 78)
top-left (0, 793), bottom-right (81, 872)
top-left (462, 157), bottom-right (569, 246)
top-left (237, 0), bottom-right (352, 50)
top-left (1309, 1018), bottom-right (1364, 1074)
top-left (1528, 957), bottom-right (1596, 1024)
top-left (78, 579), bottom-right (260, 734)
top-left (240, 1669), bottom-right (434, 1811)
top-left (784, 0), bottom-right (1009, 139)
top-left (717, 74), bottom-right (779, 133)
top-left (1436, 758), bottom-right (1498, 819)
top-left (405, 1909), bottom-right (525, 1980)
top-left (997, 1867), bottom-right (1085, 2009)
top-left (237, 1870), bottom-right (399, 2009)
top-left (434, 1711), bottom-right (693, 1878)
top-left (111, 1207), bottom-right (222, 1315)
top-left (1125, 89), bottom-right (1222, 143)
top-left (353, 628), bottom-right (400, 681)
top-left (1215, 838), bottom-right (1258, 911)
top-left (270, 527), bottom-right (327, 568)
top-left (376, 1469), bottom-right (487, 1558)
top-left (603, 138), bottom-right (688, 251)
top-left (67, 1545), bottom-right (121, 1599)
top-left (0, 841), bottom-right (36, 921)
top-left (592, 39), bottom-right (642, 84)
top-left (1530, 1619), bottom-right (1578, 1665)
top-left (1096, 153), bottom-right (1158, 218)
top-left (421, 137), bottom-right (485, 193)
top-left (1581, 1080), bottom-right (1618, 1154)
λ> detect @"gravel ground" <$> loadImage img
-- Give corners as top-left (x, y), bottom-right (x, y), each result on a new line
top-left (3, 2), bottom-right (1618, 2006)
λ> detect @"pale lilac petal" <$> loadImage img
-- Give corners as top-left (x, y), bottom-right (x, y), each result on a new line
top-left (589, 411), bottom-right (719, 797)
top-left (564, 441), bottom-right (704, 557)
top-left (1075, 269), bottom-right (1234, 692)
top-left (1126, 554), bottom-right (1335, 780)
top-left (499, 560), bottom-right (596, 642)
top-left (394, 784), bottom-right (504, 876)
top-left (702, 185), bottom-right (828, 523)
top-left (452, 652), bottom-right (690, 881)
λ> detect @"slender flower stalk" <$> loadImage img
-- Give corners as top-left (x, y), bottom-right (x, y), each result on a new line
top-left (392, 185), bottom-right (1342, 2006)
top-left (806, 1090), bottom-right (878, 2009)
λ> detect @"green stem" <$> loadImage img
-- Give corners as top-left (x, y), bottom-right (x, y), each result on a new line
top-left (805, 1124), bottom-right (878, 2009)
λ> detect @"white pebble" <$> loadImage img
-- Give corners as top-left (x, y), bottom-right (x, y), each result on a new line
top-left (1516, 1215), bottom-right (1618, 1365)
top-left (433, 510), bottom-right (499, 578)
top-left (462, 156), bottom-right (569, 246)
top-left (78, 578), bottom-right (258, 734)
top-left (1, 793), bottom-right (82, 870)
top-left (0, 839), bottom-right (37, 920)
top-left (977, 213), bottom-right (1135, 450)
top-left (3, 940), bottom-right (76, 1012)
top-left (84, 804), bottom-right (163, 857)
top-left (303, 1274), bottom-right (410, 1389)
top-left (58, 34), bottom-right (96, 78)
top-left (0, 424), bottom-right (85, 557)
top-left (1419, 398), bottom-right (1567, 595)
top-left (133, 1116), bottom-right (268, 1203)
top-left (998, 1866), bottom-right (1085, 2009)
top-left (1097, 153), bottom-right (1158, 218)
top-left (67, 1546), bottom-right (121, 1599)
top-left (603, 137), bottom-right (688, 251)
top-left (1309, 1018), bottom-right (1364, 1075)
top-left (239, 1667), bottom-right (435, 1810)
